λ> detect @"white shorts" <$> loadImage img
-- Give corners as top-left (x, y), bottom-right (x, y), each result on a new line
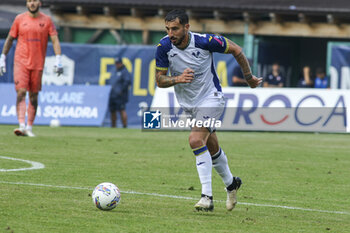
top-left (183, 92), bottom-right (225, 133)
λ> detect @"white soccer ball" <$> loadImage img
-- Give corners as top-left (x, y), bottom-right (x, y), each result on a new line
top-left (50, 119), bottom-right (60, 127)
top-left (92, 182), bottom-right (121, 210)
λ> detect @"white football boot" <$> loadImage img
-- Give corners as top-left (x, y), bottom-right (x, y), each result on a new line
top-left (24, 129), bottom-right (36, 137)
top-left (226, 177), bottom-right (242, 211)
top-left (14, 127), bottom-right (26, 136)
top-left (194, 195), bottom-right (214, 212)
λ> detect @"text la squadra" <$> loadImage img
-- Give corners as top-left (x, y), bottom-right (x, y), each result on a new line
top-left (1, 105), bottom-right (98, 119)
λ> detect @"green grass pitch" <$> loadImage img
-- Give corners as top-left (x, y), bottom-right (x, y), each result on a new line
top-left (0, 125), bottom-right (349, 232)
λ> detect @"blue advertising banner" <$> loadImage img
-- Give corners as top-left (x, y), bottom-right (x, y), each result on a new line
top-left (329, 43), bottom-right (350, 89)
top-left (0, 83), bottom-right (110, 126)
top-left (0, 40), bottom-right (240, 127)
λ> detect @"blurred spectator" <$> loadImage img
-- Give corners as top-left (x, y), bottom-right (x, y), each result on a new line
top-left (297, 66), bottom-right (313, 88)
top-left (314, 67), bottom-right (329, 88)
top-left (231, 59), bottom-right (254, 87)
top-left (231, 65), bottom-right (248, 86)
top-left (263, 62), bottom-right (284, 87)
top-left (106, 57), bottom-right (132, 128)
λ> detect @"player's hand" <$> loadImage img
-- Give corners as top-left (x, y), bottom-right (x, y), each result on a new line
top-left (54, 65), bottom-right (64, 77)
top-left (0, 54), bottom-right (6, 76)
top-left (247, 75), bottom-right (263, 88)
top-left (177, 68), bottom-right (194, 83)
top-left (54, 54), bottom-right (64, 77)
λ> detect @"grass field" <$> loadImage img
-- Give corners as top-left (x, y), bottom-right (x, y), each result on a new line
top-left (0, 124), bottom-right (349, 233)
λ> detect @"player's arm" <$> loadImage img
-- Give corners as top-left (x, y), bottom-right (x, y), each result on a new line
top-left (155, 40), bottom-right (194, 88)
top-left (226, 39), bottom-right (262, 88)
top-left (122, 70), bottom-right (132, 89)
top-left (1, 34), bottom-right (15, 55)
top-left (155, 68), bottom-right (194, 88)
top-left (126, 71), bottom-right (132, 87)
top-left (50, 34), bottom-right (61, 56)
top-left (50, 34), bottom-right (63, 76)
top-left (0, 34), bottom-right (15, 76)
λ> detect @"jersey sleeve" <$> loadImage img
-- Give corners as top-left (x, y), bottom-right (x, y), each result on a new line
top-left (155, 42), bottom-right (169, 71)
top-left (47, 17), bottom-right (58, 36)
top-left (9, 16), bottom-right (20, 38)
top-left (194, 34), bottom-right (229, 54)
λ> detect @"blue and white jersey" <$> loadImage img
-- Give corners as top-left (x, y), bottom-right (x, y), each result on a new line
top-left (156, 32), bottom-right (229, 108)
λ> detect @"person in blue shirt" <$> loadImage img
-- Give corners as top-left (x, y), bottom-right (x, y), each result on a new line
top-left (106, 57), bottom-right (132, 128)
top-left (314, 67), bottom-right (329, 88)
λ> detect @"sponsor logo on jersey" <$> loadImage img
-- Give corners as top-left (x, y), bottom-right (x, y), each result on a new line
top-left (213, 36), bottom-right (224, 47)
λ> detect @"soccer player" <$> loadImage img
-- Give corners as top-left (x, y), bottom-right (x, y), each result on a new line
top-left (0, 0), bottom-right (63, 137)
top-left (155, 9), bottom-right (262, 211)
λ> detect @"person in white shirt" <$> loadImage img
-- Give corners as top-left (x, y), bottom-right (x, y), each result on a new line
top-left (155, 9), bottom-right (262, 211)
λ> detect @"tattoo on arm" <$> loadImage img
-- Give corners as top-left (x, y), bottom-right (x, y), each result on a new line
top-left (234, 51), bottom-right (253, 80)
top-left (156, 71), bottom-right (177, 88)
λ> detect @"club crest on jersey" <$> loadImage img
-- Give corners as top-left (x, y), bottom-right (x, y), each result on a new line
top-left (192, 51), bottom-right (200, 58)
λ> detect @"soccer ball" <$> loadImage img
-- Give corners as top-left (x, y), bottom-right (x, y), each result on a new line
top-left (92, 182), bottom-right (121, 210)
top-left (50, 119), bottom-right (60, 127)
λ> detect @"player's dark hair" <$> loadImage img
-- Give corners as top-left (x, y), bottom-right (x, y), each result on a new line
top-left (165, 9), bottom-right (189, 25)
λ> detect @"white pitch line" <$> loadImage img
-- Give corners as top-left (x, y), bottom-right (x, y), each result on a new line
top-left (0, 156), bottom-right (45, 172)
top-left (0, 180), bottom-right (349, 216)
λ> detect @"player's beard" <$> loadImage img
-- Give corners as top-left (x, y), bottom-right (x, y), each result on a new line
top-left (27, 5), bottom-right (40, 14)
top-left (171, 30), bottom-right (186, 46)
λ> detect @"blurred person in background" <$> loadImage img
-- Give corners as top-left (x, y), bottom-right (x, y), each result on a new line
top-left (314, 67), bottom-right (329, 88)
top-left (297, 65), bottom-right (313, 88)
top-left (231, 59), bottom-right (253, 87)
top-left (263, 62), bottom-right (284, 87)
top-left (231, 65), bottom-right (247, 86)
top-left (106, 57), bottom-right (132, 128)
top-left (0, 0), bottom-right (63, 137)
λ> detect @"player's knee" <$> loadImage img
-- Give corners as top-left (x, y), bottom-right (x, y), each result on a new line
top-left (206, 140), bottom-right (219, 155)
top-left (30, 97), bottom-right (38, 106)
top-left (28, 94), bottom-right (38, 106)
top-left (30, 98), bottom-right (38, 106)
top-left (188, 135), bottom-right (205, 149)
top-left (16, 90), bottom-right (26, 101)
